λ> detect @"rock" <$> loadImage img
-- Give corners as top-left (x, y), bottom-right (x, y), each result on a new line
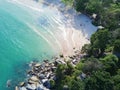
top-left (69, 56), bottom-right (74, 59)
top-left (43, 59), bottom-right (49, 63)
top-left (59, 54), bottom-right (64, 58)
top-left (19, 82), bottom-right (25, 87)
top-left (19, 87), bottom-right (27, 90)
top-left (15, 86), bottom-right (19, 90)
top-left (35, 63), bottom-right (41, 67)
top-left (41, 64), bottom-right (45, 69)
top-left (46, 72), bottom-right (51, 78)
top-left (59, 59), bottom-right (66, 64)
top-left (26, 84), bottom-right (37, 90)
top-left (92, 13), bottom-right (97, 19)
top-left (50, 76), bottom-right (56, 81)
top-left (51, 66), bottom-right (56, 72)
top-left (51, 63), bottom-right (54, 67)
top-left (54, 60), bottom-right (59, 66)
top-left (80, 72), bottom-right (86, 80)
top-left (45, 63), bottom-right (49, 67)
top-left (39, 74), bottom-right (45, 79)
top-left (27, 70), bottom-right (34, 75)
top-left (42, 79), bottom-right (50, 89)
top-left (41, 79), bottom-right (48, 83)
top-left (28, 79), bottom-right (36, 84)
top-left (30, 76), bottom-right (39, 82)
top-left (37, 84), bottom-right (49, 90)
top-left (6, 80), bottom-right (11, 87)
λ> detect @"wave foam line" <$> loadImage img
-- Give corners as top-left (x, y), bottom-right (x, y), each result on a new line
top-left (45, 29), bottom-right (62, 51)
top-left (7, 0), bottom-right (43, 12)
top-left (26, 23), bottom-right (54, 48)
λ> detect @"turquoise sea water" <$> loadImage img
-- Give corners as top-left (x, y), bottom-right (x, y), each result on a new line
top-left (0, 0), bottom-right (97, 90)
top-left (0, 0), bottom-right (59, 90)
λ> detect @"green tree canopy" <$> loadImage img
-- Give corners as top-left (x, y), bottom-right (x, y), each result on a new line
top-left (100, 54), bottom-right (118, 75)
top-left (85, 71), bottom-right (114, 90)
top-left (90, 29), bottom-right (110, 57)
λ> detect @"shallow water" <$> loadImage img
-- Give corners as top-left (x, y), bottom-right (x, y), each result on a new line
top-left (0, 0), bottom-right (97, 89)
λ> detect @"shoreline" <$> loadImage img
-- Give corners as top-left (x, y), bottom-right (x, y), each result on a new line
top-left (8, 0), bottom-right (97, 89)
top-left (38, 0), bottom-right (96, 56)
top-left (10, 0), bottom-right (96, 56)
top-left (15, 49), bottom-right (85, 90)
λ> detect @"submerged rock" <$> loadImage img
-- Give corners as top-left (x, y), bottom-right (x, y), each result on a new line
top-left (19, 82), bottom-right (25, 87)
top-left (19, 87), bottom-right (27, 90)
top-left (6, 80), bottom-right (11, 87)
top-left (16, 49), bottom-right (83, 90)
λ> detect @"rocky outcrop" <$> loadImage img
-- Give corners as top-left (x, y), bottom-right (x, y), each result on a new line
top-left (16, 50), bottom-right (84, 90)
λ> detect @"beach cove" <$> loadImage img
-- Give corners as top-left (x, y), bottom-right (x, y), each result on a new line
top-left (0, 0), bottom-right (97, 90)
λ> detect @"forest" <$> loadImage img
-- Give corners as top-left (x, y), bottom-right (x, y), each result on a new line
top-left (53, 0), bottom-right (120, 90)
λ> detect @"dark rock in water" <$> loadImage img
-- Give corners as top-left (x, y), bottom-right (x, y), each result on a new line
top-left (43, 59), bottom-right (49, 63)
top-left (27, 70), bottom-right (34, 76)
top-left (6, 80), bottom-right (11, 87)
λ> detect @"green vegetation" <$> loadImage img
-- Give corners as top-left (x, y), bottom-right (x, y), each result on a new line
top-left (54, 0), bottom-right (120, 90)
top-left (62, 0), bottom-right (74, 6)
top-left (74, 0), bottom-right (120, 30)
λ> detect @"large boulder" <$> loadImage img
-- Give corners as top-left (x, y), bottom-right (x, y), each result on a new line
top-left (26, 84), bottom-right (37, 90)
top-left (39, 74), bottom-right (45, 79)
top-left (19, 87), bottom-right (27, 90)
top-left (42, 79), bottom-right (50, 89)
top-left (30, 76), bottom-right (39, 82)
top-left (35, 63), bottom-right (41, 67)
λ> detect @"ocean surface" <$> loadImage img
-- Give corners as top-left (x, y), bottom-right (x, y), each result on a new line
top-left (0, 0), bottom-right (97, 90)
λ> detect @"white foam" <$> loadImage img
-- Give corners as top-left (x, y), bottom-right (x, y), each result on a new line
top-left (7, 0), bottom-right (97, 55)
top-left (26, 23), bottom-right (53, 47)
top-left (7, 0), bottom-right (43, 12)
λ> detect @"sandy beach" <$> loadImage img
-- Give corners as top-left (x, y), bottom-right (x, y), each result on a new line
top-left (9, 0), bottom-right (97, 56)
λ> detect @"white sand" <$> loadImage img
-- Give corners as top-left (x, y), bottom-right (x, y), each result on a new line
top-left (9, 0), bottom-right (97, 56)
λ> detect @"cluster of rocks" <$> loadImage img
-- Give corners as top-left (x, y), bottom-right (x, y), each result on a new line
top-left (15, 50), bottom-right (84, 90)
